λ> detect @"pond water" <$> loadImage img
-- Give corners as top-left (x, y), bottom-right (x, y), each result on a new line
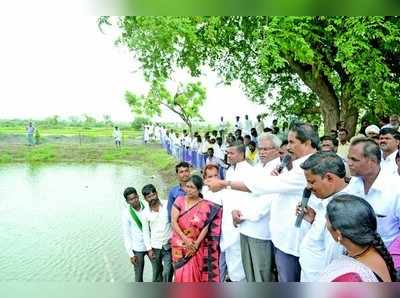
top-left (0, 163), bottom-right (167, 282)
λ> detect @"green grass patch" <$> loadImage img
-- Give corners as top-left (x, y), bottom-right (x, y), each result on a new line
top-left (101, 148), bottom-right (134, 161)
top-left (26, 144), bottom-right (57, 162)
top-left (0, 152), bottom-right (13, 163)
top-left (0, 143), bottom-right (177, 187)
top-left (0, 126), bottom-right (141, 138)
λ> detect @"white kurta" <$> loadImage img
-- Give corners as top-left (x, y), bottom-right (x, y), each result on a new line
top-left (220, 160), bottom-right (254, 281)
top-left (243, 154), bottom-right (319, 257)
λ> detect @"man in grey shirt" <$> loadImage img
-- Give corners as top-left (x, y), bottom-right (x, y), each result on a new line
top-left (26, 121), bottom-right (35, 146)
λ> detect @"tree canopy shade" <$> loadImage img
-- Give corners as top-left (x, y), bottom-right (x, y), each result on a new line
top-left (125, 79), bottom-right (206, 135)
top-left (101, 16), bottom-right (400, 135)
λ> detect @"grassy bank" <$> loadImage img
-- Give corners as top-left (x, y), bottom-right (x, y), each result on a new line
top-left (0, 126), bottom-right (141, 138)
top-left (0, 143), bottom-right (177, 187)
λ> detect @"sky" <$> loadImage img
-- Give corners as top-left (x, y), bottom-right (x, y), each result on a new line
top-left (0, 16), bottom-right (271, 126)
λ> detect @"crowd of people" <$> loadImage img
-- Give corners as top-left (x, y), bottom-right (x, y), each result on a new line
top-left (122, 114), bottom-right (400, 282)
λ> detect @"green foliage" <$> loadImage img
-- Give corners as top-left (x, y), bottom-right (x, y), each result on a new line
top-left (106, 16), bottom-right (400, 135)
top-left (102, 114), bottom-right (113, 126)
top-left (82, 114), bottom-right (97, 128)
top-left (41, 115), bottom-right (60, 127)
top-left (34, 129), bottom-right (41, 145)
top-left (131, 116), bottom-right (150, 129)
top-left (102, 148), bottom-right (133, 161)
top-left (0, 153), bottom-right (12, 163)
top-left (26, 145), bottom-right (56, 163)
top-left (125, 79), bottom-right (206, 134)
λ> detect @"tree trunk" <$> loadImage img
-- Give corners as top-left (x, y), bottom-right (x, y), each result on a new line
top-left (318, 96), bottom-right (340, 135)
top-left (340, 96), bottom-right (359, 137)
top-left (313, 74), bottom-right (340, 134)
top-left (287, 60), bottom-right (340, 135)
top-left (184, 119), bottom-right (193, 136)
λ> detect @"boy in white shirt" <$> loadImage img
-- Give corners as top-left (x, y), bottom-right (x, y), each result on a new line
top-left (121, 187), bottom-right (147, 282)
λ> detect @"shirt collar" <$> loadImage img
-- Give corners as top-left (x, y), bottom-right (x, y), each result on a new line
top-left (383, 150), bottom-right (397, 161)
top-left (352, 169), bottom-right (386, 194)
top-left (321, 185), bottom-right (351, 208)
top-left (292, 153), bottom-right (313, 168)
top-left (232, 160), bottom-right (250, 170)
top-left (176, 184), bottom-right (186, 193)
top-left (369, 169), bottom-right (387, 192)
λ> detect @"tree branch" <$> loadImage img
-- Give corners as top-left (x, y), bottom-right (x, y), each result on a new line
top-left (160, 102), bottom-right (186, 120)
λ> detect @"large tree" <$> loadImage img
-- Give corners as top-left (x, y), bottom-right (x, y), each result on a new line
top-left (125, 79), bottom-right (206, 135)
top-left (101, 16), bottom-right (400, 135)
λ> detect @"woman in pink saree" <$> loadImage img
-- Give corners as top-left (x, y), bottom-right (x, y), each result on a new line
top-left (171, 175), bottom-right (222, 282)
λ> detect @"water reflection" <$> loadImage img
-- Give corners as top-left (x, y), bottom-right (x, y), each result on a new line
top-left (0, 164), bottom-right (165, 282)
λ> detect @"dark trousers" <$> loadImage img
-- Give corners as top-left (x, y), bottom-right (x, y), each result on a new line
top-left (240, 234), bottom-right (276, 282)
top-left (151, 247), bottom-right (173, 282)
top-left (219, 251), bottom-right (228, 282)
top-left (274, 247), bottom-right (301, 282)
top-left (132, 250), bottom-right (147, 282)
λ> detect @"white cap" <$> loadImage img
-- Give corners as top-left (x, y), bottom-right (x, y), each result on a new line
top-left (365, 125), bottom-right (380, 135)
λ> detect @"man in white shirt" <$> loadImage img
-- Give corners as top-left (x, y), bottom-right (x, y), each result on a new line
top-left (113, 126), bottom-right (122, 148)
top-left (231, 133), bottom-right (281, 281)
top-left (26, 121), bottom-right (35, 146)
top-left (214, 137), bottom-right (226, 161)
top-left (219, 116), bottom-right (225, 132)
top-left (297, 152), bottom-right (348, 282)
top-left (337, 128), bottom-right (350, 159)
top-left (182, 130), bottom-right (192, 149)
top-left (219, 142), bottom-right (249, 281)
top-left (255, 115), bottom-right (265, 136)
top-left (234, 116), bottom-right (242, 130)
top-left (144, 126), bottom-right (150, 144)
top-left (382, 114), bottom-right (400, 131)
top-left (141, 184), bottom-right (173, 282)
top-left (206, 148), bottom-right (228, 169)
top-left (154, 124), bottom-right (161, 141)
top-left (206, 122), bottom-right (320, 282)
top-left (243, 114), bottom-right (253, 136)
top-left (379, 127), bottom-right (400, 176)
top-left (121, 187), bottom-right (148, 282)
top-left (346, 138), bottom-right (400, 247)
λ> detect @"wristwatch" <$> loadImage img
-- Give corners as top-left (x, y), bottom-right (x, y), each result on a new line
top-left (226, 180), bottom-right (232, 190)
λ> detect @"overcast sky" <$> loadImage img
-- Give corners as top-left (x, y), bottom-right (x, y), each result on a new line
top-left (0, 16), bottom-right (271, 125)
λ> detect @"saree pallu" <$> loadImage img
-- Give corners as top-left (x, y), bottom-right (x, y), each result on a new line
top-left (319, 255), bottom-right (379, 282)
top-left (171, 196), bottom-right (222, 282)
top-left (388, 234), bottom-right (400, 269)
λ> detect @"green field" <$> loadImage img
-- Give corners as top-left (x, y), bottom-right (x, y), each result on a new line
top-left (0, 143), bottom-right (177, 186)
top-left (0, 126), bottom-right (141, 138)
top-left (0, 124), bottom-right (178, 186)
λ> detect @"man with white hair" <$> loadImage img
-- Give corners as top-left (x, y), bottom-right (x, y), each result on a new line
top-left (383, 114), bottom-right (400, 131)
top-left (231, 133), bottom-right (282, 281)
